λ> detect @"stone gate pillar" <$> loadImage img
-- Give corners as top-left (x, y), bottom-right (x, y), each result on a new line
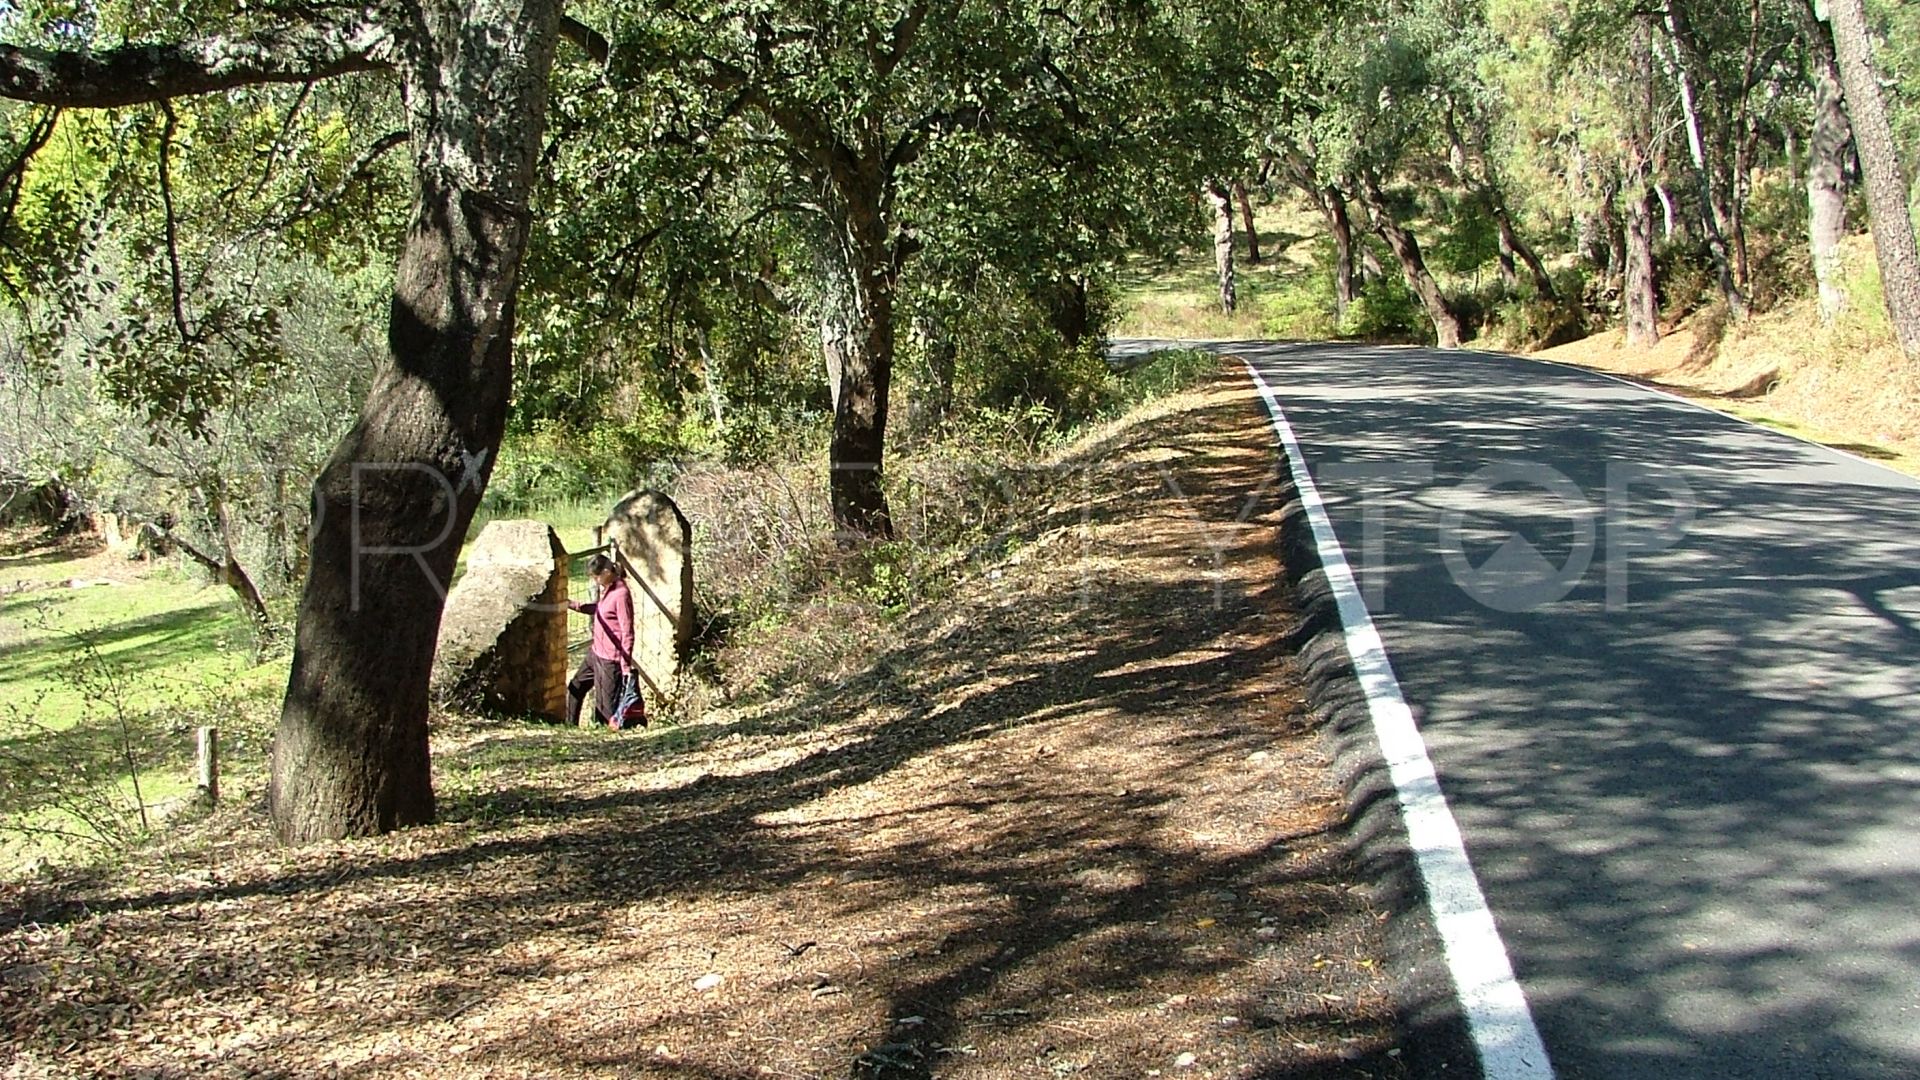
top-left (603, 490), bottom-right (693, 698)
top-left (431, 520), bottom-right (569, 720)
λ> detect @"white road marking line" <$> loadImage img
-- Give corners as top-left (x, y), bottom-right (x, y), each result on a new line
top-left (1243, 357), bottom-right (1556, 1080)
top-left (1517, 353), bottom-right (1920, 487)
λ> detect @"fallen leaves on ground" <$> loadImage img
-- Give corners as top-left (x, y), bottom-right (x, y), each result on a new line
top-left (1, 373), bottom-right (1404, 1080)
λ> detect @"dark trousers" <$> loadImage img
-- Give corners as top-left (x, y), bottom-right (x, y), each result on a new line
top-left (566, 653), bottom-right (619, 727)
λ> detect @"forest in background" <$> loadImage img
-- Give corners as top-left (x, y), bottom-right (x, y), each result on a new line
top-left (0, 0), bottom-right (1917, 843)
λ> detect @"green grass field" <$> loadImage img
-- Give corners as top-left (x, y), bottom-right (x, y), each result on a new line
top-left (0, 533), bottom-right (287, 870)
top-left (1111, 202), bottom-right (1330, 342)
top-left (0, 501), bottom-right (624, 875)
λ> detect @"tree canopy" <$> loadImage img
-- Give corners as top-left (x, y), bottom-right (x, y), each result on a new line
top-left (1, 0), bottom-right (1917, 841)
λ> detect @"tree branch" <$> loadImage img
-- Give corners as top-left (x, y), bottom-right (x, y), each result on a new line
top-left (875, 0), bottom-right (930, 80)
top-left (157, 101), bottom-right (195, 346)
top-left (273, 128), bottom-right (407, 228)
top-left (248, 81), bottom-right (315, 201)
top-left (0, 105), bottom-right (58, 237)
top-left (560, 16), bottom-right (611, 65)
top-left (885, 104), bottom-right (983, 173)
top-left (148, 521), bottom-right (220, 575)
top-left (0, 15), bottom-right (393, 108)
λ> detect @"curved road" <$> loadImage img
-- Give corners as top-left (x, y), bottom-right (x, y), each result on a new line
top-left (1125, 340), bottom-right (1920, 1080)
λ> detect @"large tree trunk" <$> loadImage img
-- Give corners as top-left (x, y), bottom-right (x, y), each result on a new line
top-left (1358, 172), bottom-right (1462, 349)
top-left (1824, 0), bottom-right (1920, 359)
top-left (1624, 180), bottom-right (1662, 347)
top-left (1494, 204), bottom-right (1556, 300)
top-left (1233, 180), bottom-right (1261, 263)
top-left (1656, 183), bottom-right (1680, 241)
top-left (822, 174), bottom-right (898, 538)
top-left (1494, 225), bottom-right (1521, 290)
top-left (1624, 29), bottom-right (1662, 347)
top-left (1730, 0), bottom-right (1767, 289)
top-left (1802, 0), bottom-right (1854, 321)
top-left (1040, 275), bottom-right (1091, 349)
top-left (1205, 180), bottom-right (1237, 314)
top-left (269, 0), bottom-right (562, 842)
top-left (1348, 196), bottom-right (1388, 283)
top-left (1325, 186), bottom-right (1357, 323)
top-left (1279, 152), bottom-right (1354, 322)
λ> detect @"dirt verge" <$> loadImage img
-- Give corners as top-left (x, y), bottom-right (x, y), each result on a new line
top-left (2, 373), bottom-right (1405, 1080)
top-left (1231, 355), bottom-right (1484, 1080)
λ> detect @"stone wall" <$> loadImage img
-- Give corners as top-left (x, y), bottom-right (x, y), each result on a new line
top-left (603, 490), bottom-right (693, 699)
top-left (431, 520), bottom-right (569, 720)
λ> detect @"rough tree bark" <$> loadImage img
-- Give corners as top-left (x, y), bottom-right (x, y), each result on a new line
top-left (1494, 227), bottom-right (1521, 290)
top-left (272, 0), bottom-right (563, 841)
top-left (1205, 179), bottom-right (1237, 315)
top-left (1801, 0), bottom-right (1854, 321)
top-left (1624, 180), bottom-right (1662, 347)
top-left (1233, 179), bottom-right (1261, 264)
top-left (0, 21), bottom-right (388, 104)
top-left (1350, 197), bottom-right (1387, 283)
top-left (1658, 3), bottom-right (1750, 321)
top-left (818, 164), bottom-right (898, 538)
top-left (0, 3), bottom-right (568, 841)
top-left (1045, 275), bottom-right (1093, 349)
top-left (1495, 208), bottom-right (1556, 299)
top-left (1280, 152), bottom-right (1355, 323)
top-left (1730, 0), bottom-right (1765, 288)
top-left (1357, 171), bottom-right (1462, 349)
top-left (1624, 29), bottom-right (1662, 347)
top-left (1324, 187), bottom-right (1358, 323)
top-left (1824, 0), bottom-right (1920, 359)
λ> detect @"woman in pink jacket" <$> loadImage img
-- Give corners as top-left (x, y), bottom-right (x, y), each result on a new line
top-left (566, 554), bottom-right (636, 728)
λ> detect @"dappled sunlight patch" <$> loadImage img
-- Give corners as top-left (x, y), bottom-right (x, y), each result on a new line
top-left (1, 374), bottom-right (1403, 1079)
top-left (1539, 280), bottom-right (1920, 477)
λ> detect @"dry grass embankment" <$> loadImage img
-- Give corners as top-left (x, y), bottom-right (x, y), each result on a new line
top-left (1, 371), bottom-right (1404, 1080)
top-left (1535, 318), bottom-right (1920, 477)
top-left (1536, 240), bottom-right (1920, 477)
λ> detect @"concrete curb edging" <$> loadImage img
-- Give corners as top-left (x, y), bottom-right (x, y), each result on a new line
top-left (1245, 358), bottom-right (1552, 1080)
top-left (1270, 460), bottom-right (1484, 1080)
top-left (1282, 500), bottom-right (1488, 1077)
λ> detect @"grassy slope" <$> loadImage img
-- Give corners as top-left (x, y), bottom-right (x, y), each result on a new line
top-left (0, 537), bottom-right (285, 867)
top-left (1112, 203), bottom-right (1327, 341)
top-left (1532, 247), bottom-right (1920, 478)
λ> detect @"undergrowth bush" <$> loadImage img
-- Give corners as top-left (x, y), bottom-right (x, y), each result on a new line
top-left (1101, 348), bottom-right (1217, 411)
top-left (1656, 237), bottom-right (1718, 322)
top-left (1260, 276), bottom-right (1338, 340)
top-left (1483, 292), bottom-right (1590, 352)
top-left (1341, 275), bottom-right (1427, 342)
top-left (486, 419), bottom-right (678, 513)
top-left (668, 345), bottom-right (1215, 704)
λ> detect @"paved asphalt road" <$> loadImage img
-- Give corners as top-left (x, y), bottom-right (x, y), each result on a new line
top-left (1120, 340), bottom-right (1920, 1080)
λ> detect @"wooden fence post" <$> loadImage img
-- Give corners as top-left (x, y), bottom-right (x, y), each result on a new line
top-left (196, 726), bottom-right (219, 804)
